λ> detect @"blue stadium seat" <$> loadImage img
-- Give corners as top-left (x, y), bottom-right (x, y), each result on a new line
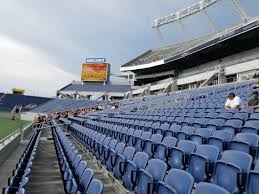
top-left (218, 112), bottom-right (233, 120)
top-left (122, 152), bottom-right (149, 191)
top-left (78, 168), bottom-right (94, 193)
top-left (156, 136), bottom-right (177, 161)
top-left (101, 139), bottom-right (117, 164)
top-left (189, 145), bottom-right (219, 183)
top-left (168, 140), bottom-right (196, 169)
top-left (245, 170), bottom-right (259, 194)
top-left (190, 128), bottom-right (212, 144)
top-left (157, 169), bottom-right (194, 194)
top-left (208, 130), bottom-right (233, 151)
top-left (177, 126), bottom-right (195, 140)
top-left (165, 124), bottom-right (181, 137)
top-left (143, 134), bottom-right (163, 158)
top-left (85, 179), bottom-right (103, 194)
top-left (222, 119), bottom-right (243, 134)
top-left (158, 123), bottom-right (170, 135)
top-left (232, 112), bottom-right (249, 121)
top-left (249, 113), bottom-right (259, 121)
top-left (241, 120), bottom-right (259, 134)
top-left (128, 130), bottom-right (142, 147)
top-left (213, 150), bottom-right (252, 193)
top-left (229, 133), bottom-right (258, 157)
top-left (106, 142), bottom-right (126, 171)
top-left (135, 159), bottom-right (167, 194)
top-left (195, 182), bottom-right (230, 194)
top-left (206, 119), bottom-right (225, 131)
top-left (113, 146), bottom-right (135, 179)
top-left (135, 132), bottom-right (152, 152)
top-left (192, 118), bottom-right (209, 128)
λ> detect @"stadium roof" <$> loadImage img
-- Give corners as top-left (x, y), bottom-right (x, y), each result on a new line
top-left (121, 17), bottom-right (259, 72)
top-left (60, 82), bottom-right (131, 93)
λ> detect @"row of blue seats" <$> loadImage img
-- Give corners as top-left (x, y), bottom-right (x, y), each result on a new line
top-left (97, 116), bottom-right (259, 135)
top-left (115, 110), bottom-right (259, 121)
top-left (83, 119), bottom-right (259, 163)
top-left (86, 120), bottom-right (259, 162)
top-left (2, 130), bottom-right (41, 194)
top-left (52, 123), bottom-right (103, 194)
top-left (67, 121), bottom-right (258, 194)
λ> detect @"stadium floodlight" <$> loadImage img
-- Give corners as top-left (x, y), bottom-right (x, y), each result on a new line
top-left (152, 0), bottom-right (249, 44)
top-left (152, 0), bottom-right (219, 43)
top-left (152, 0), bottom-right (218, 28)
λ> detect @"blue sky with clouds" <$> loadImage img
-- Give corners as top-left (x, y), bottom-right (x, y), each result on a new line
top-left (0, 0), bottom-right (258, 96)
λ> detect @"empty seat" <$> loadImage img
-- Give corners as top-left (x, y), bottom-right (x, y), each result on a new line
top-left (191, 128), bottom-right (212, 145)
top-left (222, 119), bottom-right (243, 134)
top-left (229, 133), bottom-right (258, 157)
top-left (85, 179), bottom-right (103, 194)
top-left (233, 113), bottom-right (249, 121)
top-left (208, 130), bottom-right (233, 151)
top-left (246, 171), bottom-right (259, 194)
top-left (213, 150), bottom-right (252, 193)
top-left (241, 120), bottom-right (259, 134)
top-left (143, 134), bottom-right (163, 158)
top-left (156, 169), bottom-right (194, 194)
top-left (135, 132), bottom-right (152, 152)
top-left (113, 146), bottom-right (135, 179)
top-left (122, 152), bottom-right (149, 191)
top-left (168, 140), bottom-right (196, 170)
top-left (206, 119), bottom-right (225, 130)
top-left (135, 159), bottom-right (167, 194)
top-left (164, 124), bottom-right (181, 137)
top-left (195, 182), bottom-right (230, 194)
top-left (106, 142), bottom-right (126, 171)
top-left (78, 168), bottom-right (94, 193)
top-left (158, 123), bottom-right (170, 135)
top-left (192, 118), bottom-right (209, 128)
top-left (156, 136), bottom-right (177, 161)
top-left (189, 145), bottom-right (219, 183)
top-left (177, 126), bottom-right (195, 140)
top-left (218, 112), bottom-right (233, 120)
top-left (249, 113), bottom-right (259, 121)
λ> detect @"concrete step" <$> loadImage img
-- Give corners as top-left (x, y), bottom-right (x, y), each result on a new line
top-left (25, 128), bottom-right (65, 194)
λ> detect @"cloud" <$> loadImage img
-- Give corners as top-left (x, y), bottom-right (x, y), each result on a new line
top-left (0, 34), bottom-right (77, 97)
top-left (0, 0), bottom-right (257, 96)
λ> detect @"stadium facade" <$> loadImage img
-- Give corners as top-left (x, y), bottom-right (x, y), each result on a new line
top-left (121, 17), bottom-right (259, 97)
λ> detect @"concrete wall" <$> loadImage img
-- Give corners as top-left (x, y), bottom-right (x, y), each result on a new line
top-left (0, 124), bottom-right (32, 166)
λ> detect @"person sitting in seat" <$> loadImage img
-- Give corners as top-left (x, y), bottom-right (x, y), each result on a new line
top-left (224, 92), bottom-right (242, 111)
top-left (246, 91), bottom-right (259, 109)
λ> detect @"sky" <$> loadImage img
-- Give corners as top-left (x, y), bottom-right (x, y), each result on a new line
top-left (0, 0), bottom-right (258, 97)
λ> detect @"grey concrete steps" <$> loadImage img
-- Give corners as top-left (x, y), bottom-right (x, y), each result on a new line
top-left (25, 128), bottom-right (65, 194)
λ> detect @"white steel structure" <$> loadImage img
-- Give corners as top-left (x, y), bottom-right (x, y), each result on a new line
top-left (152, 0), bottom-right (249, 44)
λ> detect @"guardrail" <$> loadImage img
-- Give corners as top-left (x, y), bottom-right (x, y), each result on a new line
top-left (0, 121), bottom-right (33, 151)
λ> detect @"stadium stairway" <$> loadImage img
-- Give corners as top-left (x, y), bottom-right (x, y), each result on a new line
top-left (24, 127), bottom-right (65, 194)
top-left (61, 126), bottom-right (125, 194)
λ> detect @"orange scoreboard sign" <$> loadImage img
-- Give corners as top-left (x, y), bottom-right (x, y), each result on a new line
top-left (81, 63), bottom-right (108, 81)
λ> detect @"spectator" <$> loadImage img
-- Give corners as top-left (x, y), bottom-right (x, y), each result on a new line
top-left (224, 92), bottom-right (242, 111)
top-left (246, 91), bottom-right (259, 109)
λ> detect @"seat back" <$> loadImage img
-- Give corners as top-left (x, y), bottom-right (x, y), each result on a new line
top-left (195, 182), bottom-right (230, 194)
top-left (79, 168), bottom-right (94, 193)
top-left (85, 179), bottom-right (103, 194)
top-left (163, 169), bottom-right (194, 194)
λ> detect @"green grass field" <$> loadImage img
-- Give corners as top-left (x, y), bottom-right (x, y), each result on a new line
top-left (0, 118), bottom-right (30, 141)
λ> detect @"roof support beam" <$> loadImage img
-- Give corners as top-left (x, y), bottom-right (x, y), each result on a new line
top-left (230, 0), bottom-right (249, 20)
